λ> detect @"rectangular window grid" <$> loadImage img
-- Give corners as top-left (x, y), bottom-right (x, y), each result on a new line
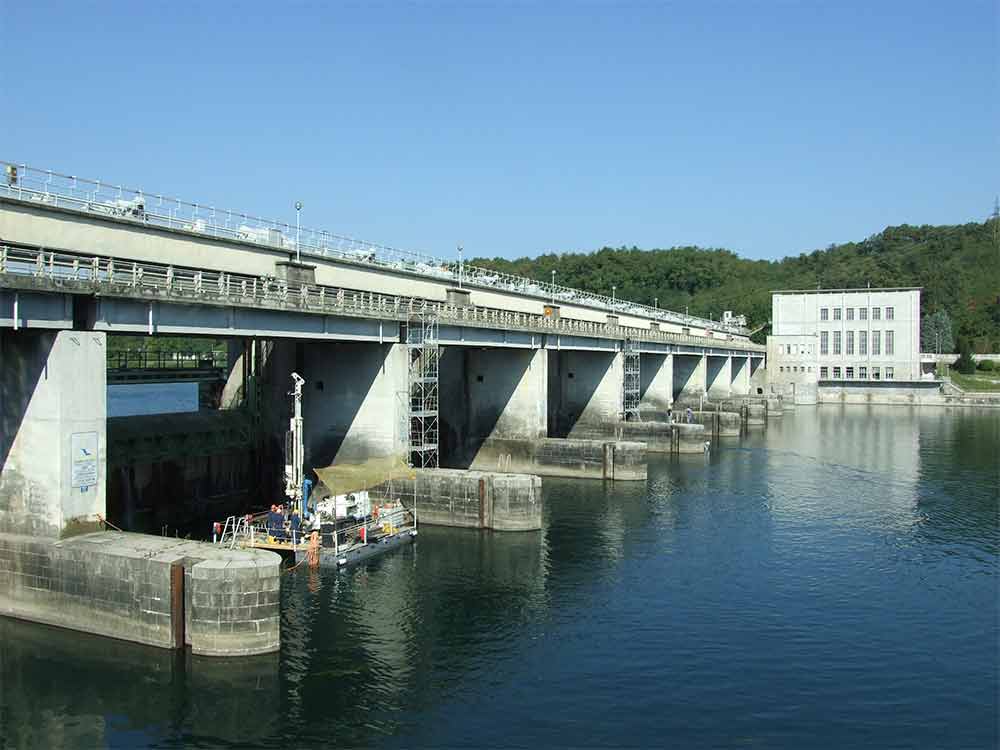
top-left (846, 308), bottom-right (854, 320)
top-left (820, 308), bottom-right (829, 321)
top-left (820, 366), bottom-right (829, 379)
top-left (859, 366), bottom-right (868, 379)
top-left (833, 308), bottom-right (842, 320)
top-left (886, 330), bottom-right (894, 355)
top-left (820, 331), bottom-right (828, 355)
top-left (833, 330), bottom-right (842, 355)
top-left (833, 366), bottom-right (842, 379)
top-left (846, 330), bottom-right (854, 355)
top-left (886, 307), bottom-right (894, 320)
top-left (873, 307), bottom-right (881, 320)
top-left (859, 331), bottom-right (868, 355)
top-left (886, 367), bottom-right (894, 380)
top-left (872, 331), bottom-right (881, 355)
top-left (859, 308), bottom-right (868, 321)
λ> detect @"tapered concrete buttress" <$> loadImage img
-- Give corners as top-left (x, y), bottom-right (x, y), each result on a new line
top-left (639, 353), bottom-right (673, 411)
top-left (0, 330), bottom-right (107, 539)
top-left (547, 350), bottom-right (623, 438)
top-left (672, 354), bottom-right (706, 404)
top-left (706, 356), bottom-right (732, 400)
top-left (731, 356), bottom-right (751, 396)
top-left (301, 342), bottom-right (408, 468)
top-left (440, 347), bottom-right (547, 467)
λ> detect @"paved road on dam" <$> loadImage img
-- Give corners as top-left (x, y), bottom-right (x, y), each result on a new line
top-left (1, 406), bottom-right (996, 748)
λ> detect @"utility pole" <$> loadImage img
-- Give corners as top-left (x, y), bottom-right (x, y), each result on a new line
top-left (458, 245), bottom-right (464, 288)
top-left (551, 270), bottom-right (556, 303)
top-left (295, 201), bottom-right (303, 264)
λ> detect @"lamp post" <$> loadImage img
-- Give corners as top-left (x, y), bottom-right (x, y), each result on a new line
top-left (294, 201), bottom-right (303, 264)
top-left (551, 270), bottom-right (556, 303)
top-left (458, 245), bottom-right (463, 288)
top-left (654, 297), bottom-right (658, 309)
top-left (612, 286), bottom-right (616, 306)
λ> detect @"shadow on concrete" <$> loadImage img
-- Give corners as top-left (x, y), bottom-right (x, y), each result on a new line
top-left (547, 350), bottom-right (614, 438)
top-left (0, 331), bottom-right (56, 536)
top-left (440, 347), bottom-right (532, 468)
top-left (302, 342), bottom-right (390, 468)
top-left (672, 353), bottom-right (702, 403)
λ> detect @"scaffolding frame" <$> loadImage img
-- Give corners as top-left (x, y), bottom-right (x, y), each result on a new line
top-left (407, 315), bottom-right (440, 468)
top-left (622, 338), bottom-right (641, 422)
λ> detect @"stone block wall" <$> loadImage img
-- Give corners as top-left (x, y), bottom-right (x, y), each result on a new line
top-left (390, 468), bottom-right (542, 531)
top-left (0, 531), bottom-right (281, 656)
top-left (468, 437), bottom-right (648, 481)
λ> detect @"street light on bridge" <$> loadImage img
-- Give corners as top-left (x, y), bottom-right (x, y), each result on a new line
top-left (295, 201), bottom-right (303, 264)
top-left (551, 270), bottom-right (555, 304)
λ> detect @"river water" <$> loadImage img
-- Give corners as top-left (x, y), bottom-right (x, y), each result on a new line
top-left (1, 406), bottom-right (997, 748)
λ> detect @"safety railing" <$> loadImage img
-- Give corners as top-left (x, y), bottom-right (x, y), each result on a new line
top-left (107, 349), bottom-right (227, 370)
top-left (0, 243), bottom-right (766, 353)
top-left (0, 160), bottom-right (747, 336)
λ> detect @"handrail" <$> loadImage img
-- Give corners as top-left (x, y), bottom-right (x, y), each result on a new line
top-left (0, 160), bottom-right (748, 336)
top-left (0, 243), bottom-right (766, 352)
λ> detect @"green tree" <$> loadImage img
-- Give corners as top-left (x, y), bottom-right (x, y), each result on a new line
top-left (954, 337), bottom-right (977, 375)
top-left (921, 310), bottom-right (954, 353)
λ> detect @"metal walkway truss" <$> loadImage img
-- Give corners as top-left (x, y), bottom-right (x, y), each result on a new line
top-left (407, 315), bottom-right (440, 468)
top-left (622, 338), bottom-right (641, 422)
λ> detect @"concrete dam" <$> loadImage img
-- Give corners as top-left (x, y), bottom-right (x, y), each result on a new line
top-left (0, 162), bottom-right (768, 655)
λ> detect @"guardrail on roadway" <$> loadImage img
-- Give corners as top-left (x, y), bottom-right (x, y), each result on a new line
top-left (0, 244), bottom-right (765, 354)
top-left (0, 161), bottom-right (746, 336)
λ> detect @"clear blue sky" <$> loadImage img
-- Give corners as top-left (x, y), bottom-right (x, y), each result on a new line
top-left (3, 1), bottom-right (996, 262)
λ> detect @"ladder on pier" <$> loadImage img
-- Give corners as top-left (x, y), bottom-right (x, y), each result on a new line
top-left (407, 315), bottom-right (440, 468)
top-left (622, 338), bottom-right (641, 422)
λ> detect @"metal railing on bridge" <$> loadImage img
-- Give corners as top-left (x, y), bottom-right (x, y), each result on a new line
top-left (0, 243), bottom-right (765, 354)
top-left (0, 160), bottom-right (748, 337)
top-left (107, 349), bottom-right (227, 371)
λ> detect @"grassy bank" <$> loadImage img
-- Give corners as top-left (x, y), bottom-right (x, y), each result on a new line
top-left (949, 371), bottom-right (1000, 393)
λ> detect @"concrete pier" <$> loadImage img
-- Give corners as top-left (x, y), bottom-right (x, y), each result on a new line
top-left (639, 353), bottom-right (673, 412)
top-left (706, 355), bottom-right (732, 400)
top-left (392, 468), bottom-right (542, 531)
top-left (618, 421), bottom-right (708, 453)
top-left (469, 437), bottom-right (647, 481)
top-left (548, 350), bottom-right (623, 438)
top-left (1, 330), bottom-right (107, 538)
top-left (672, 354), bottom-right (706, 403)
top-left (0, 531), bottom-right (281, 656)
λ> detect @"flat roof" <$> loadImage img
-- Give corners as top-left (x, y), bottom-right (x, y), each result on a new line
top-left (772, 287), bottom-right (922, 294)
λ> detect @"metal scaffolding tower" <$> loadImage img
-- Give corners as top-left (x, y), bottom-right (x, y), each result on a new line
top-left (622, 338), bottom-right (641, 422)
top-left (407, 315), bottom-right (440, 468)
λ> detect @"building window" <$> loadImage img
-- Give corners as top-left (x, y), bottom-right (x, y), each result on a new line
top-left (786, 344), bottom-right (792, 355)
top-left (846, 308), bottom-right (854, 321)
top-left (873, 307), bottom-right (881, 320)
top-left (833, 330), bottom-right (842, 355)
top-left (872, 331), bottom-right (881, 355)
top-left (859, 308), bottom-right (868, 321)
top-left (859, 366), bottom-right (868, 379)
top-left (846, 330), bottom-right (854, 355)
top-left (886, 330), bottom-right (894, 355)
top-left (820, 366), bottom-right (829, 379)
top-left (846, 367), bottom-right (855, 379)
top-left (820, 331), bottom-right (829, 355)
top-left (833, 366), bottom-right (842, 379)
top-left (780, 366), bottom-right (785, 372)
top-left (885, 367), bottom-right (894, 380)
top-left (872, 367), bottom-right (881, 380)
top-left (820, 307), bottom-right (829, 321)
top-left (859, 330), bottom-right (868, 355)
top-left (886, 307), bottom-right (894, 320)
top-left (833, 307), bottom-right (842, 320)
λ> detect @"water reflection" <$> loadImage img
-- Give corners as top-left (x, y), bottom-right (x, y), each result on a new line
top-left (0, 407), bottom-right (996, 749)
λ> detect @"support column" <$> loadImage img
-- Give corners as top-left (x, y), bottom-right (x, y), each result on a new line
top-left (300, 342), bottom-right (408, 468)
top-left (672, 353), bottom-right (706, 404)
top-left (440, 347), bottom-right (547, 467)
top-left (639, 353), bottom-right (673, 413)
top-left (731, 356), bottom-right (751, 396)
top-left (547, 350), bottom-right (623, 438)
top-left (706, 355), bottom-right (732, 400)
top-left (0, 330), bottom-right (107, 538)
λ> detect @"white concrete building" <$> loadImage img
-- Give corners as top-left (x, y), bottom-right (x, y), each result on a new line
top-left (768, 287), bottom-right (922, 403)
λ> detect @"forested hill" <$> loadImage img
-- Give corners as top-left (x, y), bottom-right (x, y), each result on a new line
top-left (471, 221), bottom-right (1000, 351)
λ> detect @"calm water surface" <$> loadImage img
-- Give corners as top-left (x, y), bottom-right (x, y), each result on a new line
top-left (1, 406), bottom-right (997, 748)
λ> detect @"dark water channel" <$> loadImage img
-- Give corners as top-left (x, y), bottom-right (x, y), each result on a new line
top-left (1, 406), bottom-right (997, 748)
